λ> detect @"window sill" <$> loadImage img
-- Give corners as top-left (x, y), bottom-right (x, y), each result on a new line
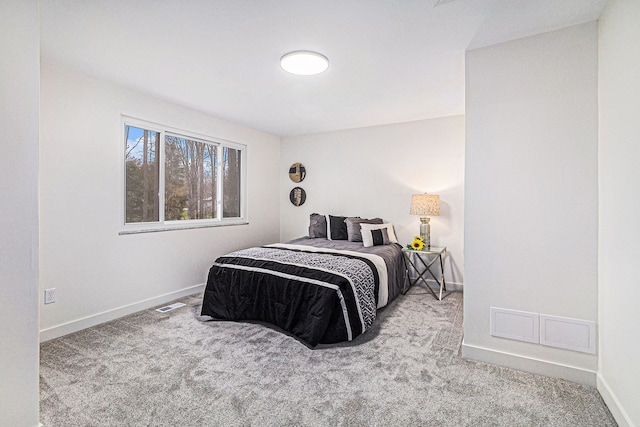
top-left (119, 220), bottom-right (248, 235)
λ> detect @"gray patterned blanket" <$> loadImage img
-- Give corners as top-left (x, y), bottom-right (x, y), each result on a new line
top-left (200, 239), bottom-right (404, 346)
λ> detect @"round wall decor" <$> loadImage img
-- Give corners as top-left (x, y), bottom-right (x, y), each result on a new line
top-left (289, 162), bottom-right (306, 183)
top-left (289, 187), bottom-right (306, 206)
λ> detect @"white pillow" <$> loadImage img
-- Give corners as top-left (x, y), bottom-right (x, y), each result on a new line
top-left (360, 223), bottom-right (398, 247)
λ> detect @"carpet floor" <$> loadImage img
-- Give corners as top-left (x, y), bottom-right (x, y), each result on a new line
top-left (40, 287), bottom-right (617, 426)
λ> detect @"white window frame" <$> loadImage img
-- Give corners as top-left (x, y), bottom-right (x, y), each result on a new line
top-left (121, 116), bottom-right (247, 234)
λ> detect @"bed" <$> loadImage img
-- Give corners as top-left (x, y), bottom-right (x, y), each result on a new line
top-left (200, 234), bottom-right (405, 347)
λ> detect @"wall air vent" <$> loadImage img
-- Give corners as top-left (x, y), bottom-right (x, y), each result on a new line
top-left (490, 307), bottom-right (539, 344)
top-left (539, 314), bottom-right (596, 354)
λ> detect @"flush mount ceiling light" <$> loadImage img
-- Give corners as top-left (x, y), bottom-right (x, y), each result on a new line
top-left (280, 51), bottom-right (329, 76)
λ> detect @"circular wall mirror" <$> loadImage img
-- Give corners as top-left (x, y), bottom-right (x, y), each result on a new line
top-left (289, 162), bottom-right (306, 183)
top-left (289, 187), bottom-right (306, 206)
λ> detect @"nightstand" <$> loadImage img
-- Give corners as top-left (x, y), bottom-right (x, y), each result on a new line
top-left (402, 246), bottom-right (449, 300)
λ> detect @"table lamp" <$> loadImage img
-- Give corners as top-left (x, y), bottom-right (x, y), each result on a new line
top-left (410, 193), bottom-right (440, 248)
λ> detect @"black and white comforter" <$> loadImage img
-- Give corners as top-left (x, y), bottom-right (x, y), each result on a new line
top-left (200, 238), bottom-right (404, 347)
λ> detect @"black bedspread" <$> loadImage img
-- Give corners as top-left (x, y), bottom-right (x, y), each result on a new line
top-left (200, 238), bottom-right (404, 347)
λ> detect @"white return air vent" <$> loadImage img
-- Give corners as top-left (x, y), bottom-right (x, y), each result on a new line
top-left (540, 314), bottom-right (596, 354)
top-left (490, 307), bottom-right (539, 344)
top-left (490, 307), bottom-right (597, 354)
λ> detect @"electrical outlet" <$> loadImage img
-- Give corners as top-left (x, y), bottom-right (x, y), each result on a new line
top-left (44, 288), bottom-right (56, 304)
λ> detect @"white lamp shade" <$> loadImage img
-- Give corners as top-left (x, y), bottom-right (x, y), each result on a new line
top-left (410, 194), bottom-right (440, 216)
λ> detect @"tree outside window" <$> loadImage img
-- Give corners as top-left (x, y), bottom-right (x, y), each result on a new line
top-left (124, 121), bottom-right (244, 227)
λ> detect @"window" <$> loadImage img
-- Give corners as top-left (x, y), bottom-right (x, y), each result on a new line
top-left (164, 135), bottom-right (217, 221)
top-left (123, 118), bottom-right (245, 230)
top-left (125, 126), bottom-right (160, 223)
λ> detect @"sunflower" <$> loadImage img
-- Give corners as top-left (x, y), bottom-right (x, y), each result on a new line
top-left (414, 235), bottom-right (424, 242)
top-left (409, 239), bottom-right (425, 251)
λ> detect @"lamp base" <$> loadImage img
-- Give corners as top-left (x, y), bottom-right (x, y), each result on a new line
top-left (419, 217), bottom-right (431, 248)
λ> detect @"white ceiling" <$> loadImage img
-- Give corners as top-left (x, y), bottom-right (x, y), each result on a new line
top-left (40, 0), bottom-right (607, 136)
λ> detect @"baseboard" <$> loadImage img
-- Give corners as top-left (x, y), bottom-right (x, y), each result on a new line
top-left (39, 283), bottom-right (205, 342)
top-left (415, 277), bottom-right (464, 292)
top-left (597, 374), bottom-right (635, 427)
top-left (443, 281), bottom-right (463, 291)
top-left (461, 340), bottom-right (597, 387)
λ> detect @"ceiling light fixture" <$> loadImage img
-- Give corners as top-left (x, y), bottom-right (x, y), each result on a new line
top-left (280, 51), bottom-right (329, 76)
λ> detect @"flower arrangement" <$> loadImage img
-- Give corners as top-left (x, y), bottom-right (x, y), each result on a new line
top-left (407, 235), bottom-right (425, 251)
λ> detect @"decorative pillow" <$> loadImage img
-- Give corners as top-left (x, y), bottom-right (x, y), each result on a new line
top-left (345, 217), bottom-right (383, 242)
top-left (308, 213), bottom-right (327, 238)
top-left (361, 226), bottom-right (392, 248)
top-left (370, 228), bottom-right (390, 246)
top-left (360, 223), bottom-right (398, 246)
top-left (326, 214), bottom-right (348, 240)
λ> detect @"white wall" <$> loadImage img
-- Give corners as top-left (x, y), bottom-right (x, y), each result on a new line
top-left (464, 23), bottom-right (599, 384)
top-left (39, 61), bottom-right (281, 339)
top-left (0, 0), bottom-right (40, 425)
top-left (280, 116), bottom-right (465, 287)
top-left (598, 0), bottom-right (640, 425)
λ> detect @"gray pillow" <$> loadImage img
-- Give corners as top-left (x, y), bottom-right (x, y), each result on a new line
top-left (308, 213), bottom-right (327, 238)
top-left (345, 217), bottom-right (384, 242)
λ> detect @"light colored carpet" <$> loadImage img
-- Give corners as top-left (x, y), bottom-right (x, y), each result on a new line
top-left (40, 288), bottom-right (616, 426)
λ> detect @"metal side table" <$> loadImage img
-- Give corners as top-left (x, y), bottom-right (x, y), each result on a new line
top-left (402, 246), bottom-right (449, 300)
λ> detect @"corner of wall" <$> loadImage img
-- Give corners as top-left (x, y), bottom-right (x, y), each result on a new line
top-left (597, 375), bottom-right (634, 427)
